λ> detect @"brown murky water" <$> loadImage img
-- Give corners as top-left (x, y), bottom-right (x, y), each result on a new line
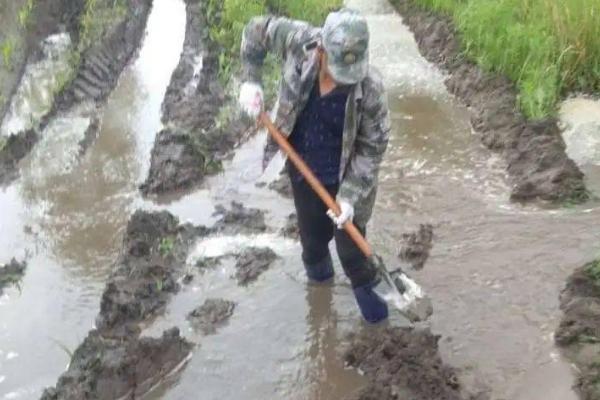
top-left (1, 0), bottom-right (600, 399)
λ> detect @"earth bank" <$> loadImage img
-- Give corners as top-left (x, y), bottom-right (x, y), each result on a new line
top-left (389, 0), bottom-right (587, 204)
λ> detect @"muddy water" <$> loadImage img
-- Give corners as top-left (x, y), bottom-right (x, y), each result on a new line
top-left (1, 1), bottom-right (600, 400)
top-left (0, 0), bottom-right (186, 397)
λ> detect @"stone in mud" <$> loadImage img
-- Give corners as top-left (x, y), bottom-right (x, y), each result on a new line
top-left (0, 258), bottom-right (27, 295)
top-left (344, 326), bottom-right (468, 400)
top-left (140, 129), bottom-right (207, 196)
top-left (96, 210), bottom-right (204, 336)
top-left (268, 171), bottom-right (293, 199)
top-left (187, 298), bottom-right (236, 335)
top-left (281, 213), bottom-right (300, 240)
top-left (399, 224), bottom-right (434, 270)
top-left (40, 327), bottom-right (192, 400)
top-left (77, 117), bottom-right (100, 157)
top-left (389, 0), bottom-right (587, 204)
top-left (556, 262), bottom-right (600, 400)
top-left (0, 129), bottom-right (38, 186)
top-left (213, 201), bottom-right (268, 235)
top-left (234, 247), bottom-right (278, 286)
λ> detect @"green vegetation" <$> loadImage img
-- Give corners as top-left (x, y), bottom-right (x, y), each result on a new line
top-left (0, 137), bottom-right (6, 152)
top-left (18, 0), bottom-right (35, 29)
top-left (159, 237), bottom-right (175, 257)
top-left (1, 38), bottom-right (16, 70)
top-left (78, 0), bottom-right (127, 55)
top-left (392, 0), bottom-right (600, 119)
top-left (586, 259), bottom-right (600, 286)
top-left (205, 0), bottom-right (342, 86)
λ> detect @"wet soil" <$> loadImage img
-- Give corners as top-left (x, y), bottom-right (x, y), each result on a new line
top-left (389, 0), bottom-right (587, 203)
top-left (281, 212), bottom-right (300, 240)
top-left (41, 210), bottom-right (201, 399)
top-left (212, 201), bottom-right (268, 234)
top-left (141, 0), bottom-right (250, 197)
top-left (0, 258), bottom-right (27, 295)
top-left (399, 224), bottom-right (433, 270)
top-left (556, 262), bottom-right (600, 400)
top-left (0, 0), bottom-right (152, 186)
top-left (234, 247), bottom-right (279, 286)
top-left (344, 326), bottom-right (471, 400)
top-left (267, 171), bottom-right (293, 199)
top-left (40, 328), bottom-right (192, 400)
top-left (187, 298), bottom-right (236, 335)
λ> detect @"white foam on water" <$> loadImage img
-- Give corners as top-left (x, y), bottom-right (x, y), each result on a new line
top-left (1, 33), bottom-right (73, 137)
top-left (187, 233), bottom-right (297, 263)
top-left (560, 98), bottom-right (600, 167)
top-left (6, 352), bottom-right (18, 361)
top-left (20, 109), bottom-right (92, 183)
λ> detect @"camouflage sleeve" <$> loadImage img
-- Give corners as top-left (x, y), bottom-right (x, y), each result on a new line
top-left (338, 75), bottom-right (391, 206)
top-left (241, 16), bottom-right (314, 84)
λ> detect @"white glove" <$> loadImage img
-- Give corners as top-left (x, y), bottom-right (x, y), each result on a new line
top-left (239, 82), bottom-right (263, 119)
top-left (327, 199), bottom-right (354, 229)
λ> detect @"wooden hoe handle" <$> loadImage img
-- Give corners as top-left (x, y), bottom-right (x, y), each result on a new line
top-left (259, 112), bottom-right (373, 258)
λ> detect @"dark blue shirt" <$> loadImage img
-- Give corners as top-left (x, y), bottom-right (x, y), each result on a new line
top-left (289, 81), bottom-right (349, 185)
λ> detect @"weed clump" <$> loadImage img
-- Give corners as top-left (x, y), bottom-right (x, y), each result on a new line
top-left (393, 0), bottom-right (600, 119)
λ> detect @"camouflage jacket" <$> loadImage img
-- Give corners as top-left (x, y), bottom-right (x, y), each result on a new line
top-left (241, 16), bottom-right (391, 226)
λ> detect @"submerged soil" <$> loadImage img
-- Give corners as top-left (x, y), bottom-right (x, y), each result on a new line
top-left (344, 326), bottom-right (472, 400)
top-left (141, 0), bottom-right (250, 197)
top-left (399, 224), bottom-right (434, 270)
top-left (0, 258), bottom-right (27, 295)
top-left (234, 247), bottom-right (279, 286)
top-left (556, 262), bottom-right (600, 400)
top-left (389, 0), bottom-right (587, 203)
top-left (187, 298), bottom-right (236, 335)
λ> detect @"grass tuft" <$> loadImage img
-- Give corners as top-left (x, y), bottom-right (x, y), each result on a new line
top-left (398, 0), bottom-right (600, 119)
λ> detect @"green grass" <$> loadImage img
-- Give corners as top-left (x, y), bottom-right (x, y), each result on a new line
top-left (1, 38), bottom-right (16, 70)
top-left (18, 0), bottom-right (35, 29)
top-left (586, 259), bottom-right (600, 286)
top-left (394, 0), bottom-right (600, 119)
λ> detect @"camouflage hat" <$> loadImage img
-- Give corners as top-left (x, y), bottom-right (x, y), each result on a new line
top-left (322, 8), bottom-right (369, 85)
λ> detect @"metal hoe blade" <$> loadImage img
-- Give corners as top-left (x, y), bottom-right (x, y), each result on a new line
top-left (372, 255), bottom-right (433, 322)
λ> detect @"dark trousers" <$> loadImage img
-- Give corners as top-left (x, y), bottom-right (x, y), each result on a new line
top-left (290, 175), bottom-right (376, 288)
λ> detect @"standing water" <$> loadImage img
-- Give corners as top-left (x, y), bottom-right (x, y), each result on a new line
top-left (1, 0), bottom-right (599, 399)
top-left (0, 0), bottom-right (186, 397)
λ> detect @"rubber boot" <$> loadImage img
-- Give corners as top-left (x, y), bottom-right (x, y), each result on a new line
top-left (304, 253), bottom-right (334, 283)
top-left (353, 278), bottom-right (389, 324)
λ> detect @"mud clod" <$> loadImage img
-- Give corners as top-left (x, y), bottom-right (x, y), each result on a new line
top-left (281, 213), bottom-right (300, 240)
top-left (213, 202), bottom-right (267, 235)
top-left (344, 327), bottom-right (468, 400)
top-left (390, 0), bottom-right (587, 203)
top-left (140, 129), bottom-right (207, 195)
top-left (40, 328), bottom-right (192, 400)
top-left (234, 247), bottom-right (278, 286)
top-left (0, 129), bottom-right (38, 186)
top-left (399, 224), bottom-right (434, 270)
top-left (556, 262), bottom-right (600, 400)
top-left (268, 171), bottom-right (293, 199)
top-left (0, 258), bottom-right (27, 295)
top-left (187, 298), bottom-right (236, 335)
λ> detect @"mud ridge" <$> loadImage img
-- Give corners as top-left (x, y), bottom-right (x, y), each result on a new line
top-left (390, 0), bottom-right (587, 203)
top-left (187, 298), bottom-right (236, 335)
top-left (556, 261), bottom-right (600, 400)
top-left (0, 0), bottom-right (153, 187)
top-left (212, 201), bottom-right (268, 235)
top-left (0, 258), bottom-right (27, 295)
top-left (141, 0), bottom-right (252, 197)
top-left (344, 326), bottom-right (473, 400)
top-left (42, 210), bottom-right (205, 399)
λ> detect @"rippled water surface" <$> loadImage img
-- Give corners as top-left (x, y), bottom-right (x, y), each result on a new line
top-left (1, 0), bottom-right (599, 399)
